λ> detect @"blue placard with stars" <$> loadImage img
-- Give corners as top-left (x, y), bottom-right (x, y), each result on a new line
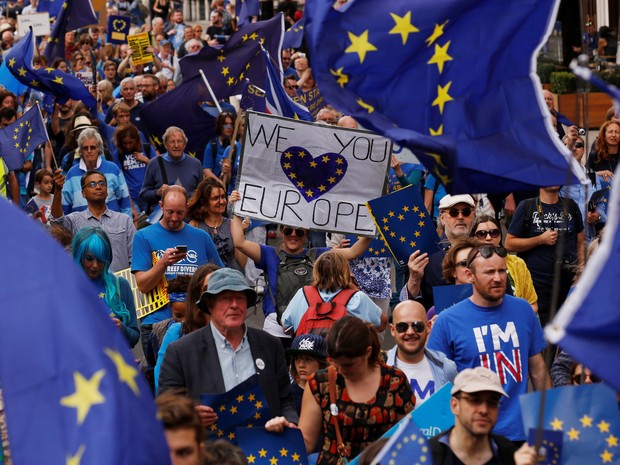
top-left (520, 383), bottom-right (620, 465)
top-left (107, 15), bottom-right (131, 45)
top-left (200, 374), bottom-right (271, 443)
top-left (345, 234), bottom-right (392, 259)
top-left (527, 429), bottom-right (563, 465)
top-left (0, 104), bottom-right (48, 171)
top-left (366, 184), bottom-right (440, 266)
top-left (236, 427), bottom-right (308, 465)
top-left (370, 416), bottom-right (431, 465)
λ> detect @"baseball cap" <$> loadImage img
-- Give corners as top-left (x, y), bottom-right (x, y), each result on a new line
top-left (438, 194), bottom-right (475, 210)
top-left (159, 39), bottom-right (171, 46)
top-left (451, 367), bottom-right (508, 397)
top-left (285, 334), bottom-right (328, 359)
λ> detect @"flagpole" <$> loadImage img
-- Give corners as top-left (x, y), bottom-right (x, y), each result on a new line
top-left (222, 109), bottom-right (244, 188)
top-left (199, 69), bottom-right (223, 113)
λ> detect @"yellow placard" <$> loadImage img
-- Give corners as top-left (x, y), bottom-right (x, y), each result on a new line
top-left (114, 266), bottom-right (169, 320)
top-left (127, 32), bottom-right (153, 65)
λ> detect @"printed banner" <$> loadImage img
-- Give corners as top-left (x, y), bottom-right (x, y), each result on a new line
top-left (114, 266), bottom-right (169, 319)
top-left (107, 15), bottom-right (130, 44)
top-left (75, 70), bottom-right (95, 94)
top-left (17, 12), bottom-right (50, 36)
top-left (292, 87), bottom-right (324, 118)
top-left (128, 32), bottom-right (153, 65)
top-left (234, 112), bottom-right (392, 236)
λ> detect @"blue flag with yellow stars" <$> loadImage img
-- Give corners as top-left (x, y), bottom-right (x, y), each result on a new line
top-left (44, 0), bottom-right (98, 62)
top-left (5, 28), bottom-right (97, 109)
top-left (238, 0), bottom-right (260, 26)
top-left (0, 104), bottom-right (49, 171)
top-left (200, 374), bottom-right (271, 443)
top-left (526, 429), bottom-right (563, 465)
top-left (304, 0), bottom-right (585, 194)
top-left (366, 184), bottom-right (440, 266)
top-left (180, 14), bottom-right (284, 100)
top-left (345, 234), bottom-right (392, 259)
top-left (140, 74), bottom-right (217, 157)
top-left (283, 17), bottom-right (305, 50)
top-left (236, 427), bottom-right (308, 465)
top-left (0, 199), bottom-right (171, 463)
top-left (369, 416), bottom-right (431, 465)
top-left (240, 79), bottom-right (267, 113)
top-left (520, 384), bottom-right (620, 465)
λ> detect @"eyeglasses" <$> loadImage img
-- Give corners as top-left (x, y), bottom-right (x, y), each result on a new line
top-left (282, 227), bottom-right (306, 237)
top-left (455, 260), bottom-right (468, 268)
top-left (474, 229), bottom-right (501, 239)
top-left (75, 56), bottom-right (84, 60)
top-left (285, 84), bottom-right (299, 90)
top-left (81, 145), bottom-right (99, 152)
top-left (447, 207), bottom-right (472, 218)
top-left (84, 180), bottom-right (106, 188)
top-left (456, 393), bottom-right (501, 408)
top-left (466, 245), bottom-right (507, 267)
top-left (574, 142), bottom-right (584, 148)
top-left (572, 373), bottom-right (600, 384)
top-left (394, 321), bottom-right (426, 333)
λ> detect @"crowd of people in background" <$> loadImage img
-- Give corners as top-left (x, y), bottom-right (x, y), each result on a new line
top-left (0, 1), bottom-right (619, 465)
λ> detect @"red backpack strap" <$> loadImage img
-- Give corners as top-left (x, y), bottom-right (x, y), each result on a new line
top-left (302, 286), bottom-right (324, 306)
top-left (330, 288), bottom-right (357, 307)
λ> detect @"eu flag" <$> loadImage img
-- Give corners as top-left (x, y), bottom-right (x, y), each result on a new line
top-left (345, 234), bottom-right (392, 259)
top-left (236, 427), bottom-right (308, 465)
top-left (140, 75), bottom-right (217, 157)
top-left (520, 384), bottom-right (620, 465)
top-left (304, 0), bottom-right (585, 194)
top-left (367, 185), bottom-right (440, 266)
top-left (37, 0), bottom-right (64, 18)
top-left (0, 104), bottom-right (49, 170)
top-left (240, 79), bottom-right (267, 113)
top-left (179, 14), bottom-right (283, 100)
top-left (283, 18), bottom-right (305, 50)
top-left (546, 166), bottom-right (620, 392)
top-left (44, 0), bottom-right (98, 62)
top-left (0, 202), bottom-right (171, 464)
top-left (370, 417), bottom-right (432, 465)
top-left (263, 49), bottom-right (313, 121)
top-left (238, 0), bottom-right (260, 26)
top-left (200, 374), bottom-right (271, 443)
top-left (5, 29), bottom-right (97, 109)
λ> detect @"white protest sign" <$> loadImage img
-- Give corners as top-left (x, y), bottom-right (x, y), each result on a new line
top-left (18, 13), bottom-right (51, 37)
top-left (234, 112), bottom-right (392, 236)
top-left (392, 143), bottom-right (422, 165)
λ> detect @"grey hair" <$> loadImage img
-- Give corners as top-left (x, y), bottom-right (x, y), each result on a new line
top-left (77, 128), bottom-right (104, 154)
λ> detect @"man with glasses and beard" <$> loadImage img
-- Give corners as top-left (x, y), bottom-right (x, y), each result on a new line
top-left (428, 245), bottom-right (551, 442)
top-left (387, 300), bottom-right (456, 406)
top-left (403, 194), bottom-right (476, 309)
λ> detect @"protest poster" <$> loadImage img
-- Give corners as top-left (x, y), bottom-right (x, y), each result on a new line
top-left (17, 12), bottom-right (50, 37)
top-left (234, 112), bottom-right (392, 236)
top-left (128, 32), bottom-right (153, 65)
top-left (293, 87), bottom-right (324, 118)
top-left (392, 143), bottom-right (422, 165)
top-left (107, 15), bottom-right (131, 44)
top-left (75, 70), bottom-right (95, 94)
top-left (411, 382), bottom-right (455, 438)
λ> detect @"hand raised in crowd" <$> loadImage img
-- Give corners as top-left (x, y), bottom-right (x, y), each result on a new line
top-left (221, 160), bottom-right (231, 176)
top-left (390, 154), bottom-right (404, 177)
top-left (513, 444), bottom-right (538, 465)
top-left (53, 169), bottom-right (65, 190)
top-left (335, 238), bottom-right (351, 249)
top-left (538, 229), bottom-right (558, 246)
top-left (406, 250), bottom-right (429, 297)
top-left (195, 405), bottom-right (218, 427)
top-left (229, 190), bottom-right (241, 204)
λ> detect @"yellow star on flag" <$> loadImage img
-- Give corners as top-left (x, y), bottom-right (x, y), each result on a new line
top-left (258, 448), bottom-right (267, 458)
top-left (345, 30), bottom-right (377, 63)
top-left (598, 420), bottom-right (611, 433)
top-left (242, 34), bottom-right (249, 41)
top-left (269, 457), bottom-right (278, 465)
top-left (284, 151), bottom-right (293, 159)
top-left (413, 206), bottom-right (419, 212)
top-left (279, 448), bottom-right (288, 457)
top-left (419, 212), bottom-right (426, 218)
top-left (328, 177), bottom-right (336, 184)
top-left (289, 172), bottom-right (297, 179)
top-left (249, 32), bottom-right (258, 40)
top-left (217, 429), bottom-right (224, 437)
top-left (254, 411), bottom-right (261, 420)
top-left (390, 231), bottom-right (396, 238)
top-left (228, 432), bottom-right (236, 440)
top-left (217, 54), bottom-right (226, 62)
top-left (336, 169), bottom-right (343, 175)
top-left (428, 41), bottom-right (453, 73)
top-left (606, 434), bottom-right (618, 447)
top-left (60, 370), bottom-right (106, 424)
top-left (549, 418), bottom-right (564, 431)
top-left (414, 231), bottom-right (421, 237)
top-left (426, 20), bottom-right (449, 46)
top-left (248, 454), bottom-right (256, 464)
top-left (399, 236), bottom-right (406, 242)
top-left (418, 221), bottom-right (425, 227)
top-left (388, 12), bottom-right (419, 45)
top-left (580, 415), bottom-right (593, 427)
top-left (567, 428), bottom-right (580, 441)
top-left (432, 82), bottom-right (453, 114)
top-left (284, 162), bottom-right (291, 169)
top-left (30, 80), bottom-right (40, 87)
top-left (403, 206), bottom-right (410, 212)
top-left (318, 185), bottom-right (327, 192)
top-left (296, 181), bottom-right (304, 188)
top-left (601, 450), bottom-right (614, 464)
top-left (388, 211), bottom-right (395, 217)
top-left (104, 348), bottom-right (140, 396)
top-left (382, 217), bottom-right (389, 223)
top-left (356, 98), bottom-right (374, 113)
top-left (336, 157), bottom-right (344, 165)
top-left (330, 67), bottom-right (349, 88)
top-left (292, 452), bottom-right (300, 462)
top-left (410, 241), bottom-right (416, 247)
top-left (18, 67), bottom-right (27, 77)
top-left (98, 292), bottom-right (105, 298)
top-left (248, 394), bottom-right (256, 401)
top-left (227, 77), bottom-right (235, 86)
top-left (8, 57), bottom-right (15, 67)
top-left (53, 76), bottom-right (64, 84)
top-left (321, 155), bottom-right (330, 163)
top-left (430, 125), bottom-right (444, 136)
top-left (219, 405), bottom-right (226, 412)
top-left (66, 445), bottom-right (86, 465)
top-left (398, 214), bottom-right (404, 220)
top-left (310, 161), bottom-right (317, 168)
top-left (221, 67), bottom-right (230, 76)
top-left (305, 189), bottom-right (314, 197)
top-left (230, 405), bottom-right (238, 414)
top-left (236, 394), bottom-right (244, 402)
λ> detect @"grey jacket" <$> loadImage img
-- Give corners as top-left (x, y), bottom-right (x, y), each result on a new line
top-left (385, 346), bottom-right (457, 387)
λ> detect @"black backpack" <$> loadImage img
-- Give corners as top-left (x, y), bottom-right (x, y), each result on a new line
top-left (271, 248), bottom-right (318, 325)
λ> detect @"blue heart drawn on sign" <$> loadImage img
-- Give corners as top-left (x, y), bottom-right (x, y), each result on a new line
top-left (280, 146), bottom-right (348, 203)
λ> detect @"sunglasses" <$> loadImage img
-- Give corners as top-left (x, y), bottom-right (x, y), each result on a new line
top-left (394, 321), bottom-right (426, 333)
top-left (447, 207), bottom-right (472, 218)
top-left (572, 373), bottom-right (600, 384)
top-left (474, 229), bottom-right (501, 239)
top-left (467, 245), bottom-right (507, 267)
top-left (285, 84), bottom-right (299, 90)
top-left (574, 142), bottom-right (584, 148)
top-left (282, 227), bottom-right (306, 237)
top-left (83, 180), bottom-right (106, 188)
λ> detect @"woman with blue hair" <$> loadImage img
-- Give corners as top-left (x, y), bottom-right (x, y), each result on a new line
top-left (72, 227), bottom-right (139, 347)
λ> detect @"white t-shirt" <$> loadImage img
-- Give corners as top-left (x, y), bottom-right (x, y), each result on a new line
top-left (394, 355), bottom-right (435, 406)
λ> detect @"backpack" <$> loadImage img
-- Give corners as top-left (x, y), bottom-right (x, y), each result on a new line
top-left (296, 286), bottom-right (357, 337)
top-left (273, 248), bottom-right (318, 324)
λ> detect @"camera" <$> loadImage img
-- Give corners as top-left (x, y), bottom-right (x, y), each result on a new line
top-left (578, 128), bottom-right (586, 136)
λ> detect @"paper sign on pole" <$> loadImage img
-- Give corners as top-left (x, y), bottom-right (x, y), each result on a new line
top-left (234, 112), bottom-right (392, 236)
top-left (128, 32), bottom-right (153, 65)
top-left (17, 12), bottom-right (51, 37)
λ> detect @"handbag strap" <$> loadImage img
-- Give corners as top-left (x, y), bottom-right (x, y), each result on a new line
top-left (328, 365), bottom-right (350, 459)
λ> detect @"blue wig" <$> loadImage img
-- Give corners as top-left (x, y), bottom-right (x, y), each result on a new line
top-left (72, 227), bottom-right (130, 325)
